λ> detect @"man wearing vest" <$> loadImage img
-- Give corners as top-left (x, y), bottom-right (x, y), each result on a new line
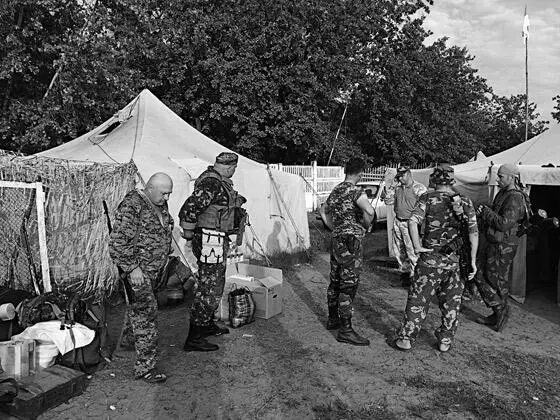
top-left (384, 166), bottom-right (427, 287)
top-left (474, 163), bottom-right (530, 332)
top-left (179, 152), bottom-right (247, 352)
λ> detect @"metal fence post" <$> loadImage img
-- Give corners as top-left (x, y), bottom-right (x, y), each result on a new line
top-left (312, 160), bottom-right (318, 210)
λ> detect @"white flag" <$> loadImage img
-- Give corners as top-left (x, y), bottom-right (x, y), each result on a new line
top-left (522, 7), bottom-right (530, 44)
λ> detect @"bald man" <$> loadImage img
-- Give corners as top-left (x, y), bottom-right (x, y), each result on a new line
top-left (109, 172), bottom-right (174, 383)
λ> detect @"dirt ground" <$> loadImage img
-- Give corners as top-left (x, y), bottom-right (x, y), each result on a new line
top-left (38, 218), bottom-right (560, 420)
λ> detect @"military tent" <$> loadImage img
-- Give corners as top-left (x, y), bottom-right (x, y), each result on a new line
top-left (385, 123), bottom-right (560, 304)
top-left (38, 89), bottom-right (310, 262)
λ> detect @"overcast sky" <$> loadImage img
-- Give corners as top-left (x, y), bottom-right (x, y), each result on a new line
top-left (423, 0), bottom-right (559, 121)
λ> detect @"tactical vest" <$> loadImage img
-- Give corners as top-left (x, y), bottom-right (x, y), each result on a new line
top-left (195, 171), bottom-right (241, 234)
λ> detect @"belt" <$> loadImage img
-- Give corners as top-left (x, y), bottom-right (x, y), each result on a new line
top-left (396, 217), bottom-right (409, 222)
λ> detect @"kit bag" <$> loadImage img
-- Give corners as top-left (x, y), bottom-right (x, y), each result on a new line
top-left (57, 303), bottom-right (108, 374)
top-left (228, 285), bottom-right (255, 328)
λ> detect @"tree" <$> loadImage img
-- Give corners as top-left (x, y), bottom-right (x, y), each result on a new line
top-left (481, 94), bottom-right (548, 156)
top-left (552, 95), bottom-right (560, 123)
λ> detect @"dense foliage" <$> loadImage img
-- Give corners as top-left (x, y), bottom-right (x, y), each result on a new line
top-left (0, 0), bottom-right (552, 164)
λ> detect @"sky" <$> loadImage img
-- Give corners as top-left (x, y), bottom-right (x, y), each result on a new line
top-left (423, 0), bottom-right (560, 121)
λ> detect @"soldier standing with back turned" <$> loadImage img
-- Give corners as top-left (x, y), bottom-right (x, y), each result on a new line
top-left (395, 164), bottom-right (478, 352)
top-left (320, 158), bottom-right (375, 346)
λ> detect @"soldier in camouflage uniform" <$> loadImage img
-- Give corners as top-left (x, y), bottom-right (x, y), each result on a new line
top-left (320, 158), bottom-right (375, 346)
top-left (474, 163), bottom-right (530, 332)
top-left (179, 152), bottom-right (247, 352)
top-left (395, 164), bottom-right (478, 352)
top-left (109, 172), bottom-right (174, 383)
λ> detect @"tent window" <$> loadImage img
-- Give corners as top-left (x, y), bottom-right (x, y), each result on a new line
top-left (98, 121), bottom-right (121, 135)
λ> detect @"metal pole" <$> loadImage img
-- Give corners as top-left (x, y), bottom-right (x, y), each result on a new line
top-left (524, 37), bottom-right (529, 142)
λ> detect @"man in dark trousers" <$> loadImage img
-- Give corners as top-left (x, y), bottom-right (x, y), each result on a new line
top-left (179, 152), bottom-right (247, 352)
top-left (320, 158), bottom-right (375, 346)
top-left (474, 163), bottom-right (530, 332)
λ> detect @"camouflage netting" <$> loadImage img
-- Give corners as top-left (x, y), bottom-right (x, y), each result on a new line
top-left (0, 151), bottom-right (137, 301)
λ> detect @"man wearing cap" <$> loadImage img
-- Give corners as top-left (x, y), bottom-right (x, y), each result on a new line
top-left (395, 164), bottom-right (478, 352)
top-left (474, 163), bottom-right (530, 332)
top-left (179, 152), bottom-right (247, 352)
top-left (384, 166), bottom-right (427, 287)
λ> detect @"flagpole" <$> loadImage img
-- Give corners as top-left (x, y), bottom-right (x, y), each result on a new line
top-left (525, 36), bottom-right (529, 142)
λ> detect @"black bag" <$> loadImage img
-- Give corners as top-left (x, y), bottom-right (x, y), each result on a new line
top-left (228, 285), bottom-right (255, 328)
top-left (57, 304), bottom-right (108, 374)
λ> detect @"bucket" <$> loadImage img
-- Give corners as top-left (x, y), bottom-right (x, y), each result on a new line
top-left (0, 303), bottom-right (15, 321)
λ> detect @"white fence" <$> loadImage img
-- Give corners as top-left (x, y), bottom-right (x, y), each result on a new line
top-left (271, 161), bottom-right (428, 211)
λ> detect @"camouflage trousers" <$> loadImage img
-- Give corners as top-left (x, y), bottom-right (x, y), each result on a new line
top-left (122, 275), bottom-right (159, 378)
top-left (327, 234), bottom-right (363, 319)
top-left (191, 232), bottom-right (228, 327)
top-left (474, 242), bottom-right (518, 308)
top-left (392, 218), bottom-right (418, 276)
top-left (398, 261), bottom-right (464, 343)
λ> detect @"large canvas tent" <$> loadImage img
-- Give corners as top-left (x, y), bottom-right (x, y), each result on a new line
top-left (385, 123), bottom-right (560, 304)
top-left (38, 89), bottom-right (310, 261)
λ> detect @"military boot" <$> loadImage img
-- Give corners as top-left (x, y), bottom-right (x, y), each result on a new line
top-left (475, 308), bottom-right (498, 326)
top-left (200, 322), bottom-right (230, 337)
top-left (183, 325), bottom-right (219, 352)
top-left (326, 307), bottom-right (341, 330)
top-left (336, 318), bottom-right (370, 346)
top-left (400, 272), bottom-right (411, 288)
top-left (494, 304), bottom-right (510, 332)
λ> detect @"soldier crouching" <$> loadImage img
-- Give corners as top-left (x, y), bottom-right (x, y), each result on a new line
top-left (395, 164), bottom-right (478, 352)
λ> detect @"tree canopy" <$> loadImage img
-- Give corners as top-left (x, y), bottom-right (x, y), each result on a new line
top-left (0, 0), bottom-right (551, 164)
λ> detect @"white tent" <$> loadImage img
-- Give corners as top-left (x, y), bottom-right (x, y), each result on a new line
top-left (38, 89), bottom-right (310, 260)
top-left (385, 123), bottom-right (560, 303)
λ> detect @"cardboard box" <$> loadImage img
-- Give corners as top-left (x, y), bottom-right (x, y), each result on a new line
top-left (1, 364), bottom-right (87, 419)
top-left (0, 339), bottom-right (36, 379)
top-left (220, 263), bottom-right (284, 320)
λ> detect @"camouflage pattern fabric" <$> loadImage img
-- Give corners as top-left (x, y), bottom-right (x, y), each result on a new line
top-left (392, 218), bottom-right (418, 276)
top-left (190, 231), bottom-right (229, 326)
top-left (397, 262), bottom-right (464, 342)
top-left (109, 189), bottom-right (173, 377)
top-left (125, 283), bottom-right (159, 377)
top-left (179, 167), bottom-right (232, 226)
top-left (475, 242), bottom-right (518, 308)
top-left (479, 189), bottom-right (528, 245)
top-left (109, 190), bottom-right (173, 281)
top-left (410, 191), bottom-right (477, 268)
top-left (476, 188), bottom-right (528, 307)
top-left (327, 234), bottom-right (363, 319)
top-left (326, 182), bottom-right (366, 238)
top-left (398, 190), bottom-right (477, 344)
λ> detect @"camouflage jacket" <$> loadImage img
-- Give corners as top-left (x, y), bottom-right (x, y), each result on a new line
top-left (178, 167), bottom-right (245, 231)
top-left (480, 188), bottom-right (529, 244)
top-left (326, 181), bottom-right (366, 238)
top-left (109, 189), bottom-right (173, 277)
top-left (410, 190), bottom-right (477, 268)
